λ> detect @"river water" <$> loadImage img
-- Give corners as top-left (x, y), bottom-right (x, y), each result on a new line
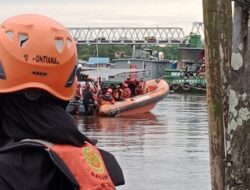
top-left (75, 93), bottom-right (211, 190)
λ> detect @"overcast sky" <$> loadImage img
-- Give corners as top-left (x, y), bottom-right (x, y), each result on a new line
top-left (0, 0), bottom-right (203, 35)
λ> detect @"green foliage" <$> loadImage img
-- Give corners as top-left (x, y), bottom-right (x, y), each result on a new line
top-left (77, 44), bottom-right (133, 60)
top-left (149, 46), bottom-right (178, 60)
top-left (77, 44), bottom-right (179, 61)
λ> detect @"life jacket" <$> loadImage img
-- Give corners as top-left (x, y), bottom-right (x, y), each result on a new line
top-left (100, 93), bottom-right (115, 105)
top-left (123, 87), bottom-right (131, 98)
top-left (135, 85), bottom-right (143, 95)
top-left (113, 88), bottom-right (123, 101)
top-left (0, 140), bottom-right (119, 190)
top-left (50, 142), bottom-right (115, 190)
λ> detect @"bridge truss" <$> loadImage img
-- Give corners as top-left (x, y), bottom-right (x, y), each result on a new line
top-left (68, 27), bottom-right (186, 45)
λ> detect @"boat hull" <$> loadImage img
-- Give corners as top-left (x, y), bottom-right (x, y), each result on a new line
top-left (98, 79), bottom-right (169, 117)
top-left (164, 69), bottom-right (206, 94)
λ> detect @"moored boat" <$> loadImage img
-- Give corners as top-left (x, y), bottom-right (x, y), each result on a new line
top-left (164, 33), bottom-right (206, 94)
top-left (164, 68), bottom-right (206, 94)
top-left (98, 79), bottom-right (169, 116)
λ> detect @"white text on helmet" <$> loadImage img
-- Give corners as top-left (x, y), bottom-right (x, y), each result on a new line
top-left (33, 55), bottom-right (59, 64)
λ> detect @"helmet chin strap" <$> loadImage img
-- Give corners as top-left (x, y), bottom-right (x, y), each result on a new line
top-left (24, 89), bottom-right (41, 101)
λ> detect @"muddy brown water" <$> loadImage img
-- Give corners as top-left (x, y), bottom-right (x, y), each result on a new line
top-left (75, 93), bottom-right (211, 190)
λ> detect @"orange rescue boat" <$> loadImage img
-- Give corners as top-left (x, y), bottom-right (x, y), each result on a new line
top-left (98, 79), bottom-right (169, 116)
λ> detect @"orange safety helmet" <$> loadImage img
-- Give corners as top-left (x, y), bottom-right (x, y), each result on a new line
top-left (0, 14), bottom-right (77, 100)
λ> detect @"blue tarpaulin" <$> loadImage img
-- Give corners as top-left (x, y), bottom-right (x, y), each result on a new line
top-left (87, 57), bottom-right (110, 65)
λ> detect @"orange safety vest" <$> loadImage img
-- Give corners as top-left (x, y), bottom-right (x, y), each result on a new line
top-left (99, 94), bottom-right (115, 105)
top-left (123, 87), bottom-right (131, 98)
top-left (0, 140), bottom-right (122, 190)
top-left (50, 142), bottom-right (115, 190)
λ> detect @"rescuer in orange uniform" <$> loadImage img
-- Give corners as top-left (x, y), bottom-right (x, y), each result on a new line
top-left (122, 83), bottom-right (131, 98)
top-left (0, 14), bottom-right (124, 190)
top-left (99, 88), bottom-right (115, 105)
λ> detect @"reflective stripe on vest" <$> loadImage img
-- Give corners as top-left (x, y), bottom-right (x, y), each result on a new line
top-left (50, 142), bottom-right (115, 190)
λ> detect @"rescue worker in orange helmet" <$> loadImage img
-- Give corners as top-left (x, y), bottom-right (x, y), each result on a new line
top-left (99, 88), bottom-right (115, 106)
top-left (0, 14), bottom-right (124, 190)
top-left (122, 83), bottom-right (131, 98)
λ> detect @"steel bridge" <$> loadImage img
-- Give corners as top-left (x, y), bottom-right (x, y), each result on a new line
top-left (68, 27), bottom-right (186, 45)
top-left (68, 22), bottom-right (203, 45)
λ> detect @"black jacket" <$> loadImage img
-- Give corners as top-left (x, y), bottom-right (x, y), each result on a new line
top-left (0, 94), bottom-right (90, 190)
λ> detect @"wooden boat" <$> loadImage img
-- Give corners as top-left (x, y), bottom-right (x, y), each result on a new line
top-left (98, 79), bottom-right (169, 117)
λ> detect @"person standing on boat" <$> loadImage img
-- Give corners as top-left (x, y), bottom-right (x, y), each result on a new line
top-left (0, 14), bottom-right (123, 190)
top-left (76, 63), bottom-right (83, 81)
top-left (72, 82), bottom-right (83, 115)
top-left (122, 83), bottom-right (131, 98)
top-left (82, 85), bottom-right (95, 115)
top-left (125, 75), bottom-right (137, 96)
top-left (135, 79), bottom-right (144, 95)
top-left (198, 63), bottom-right (206, 76)
top-left (113, 84), bottom-right (124, 101)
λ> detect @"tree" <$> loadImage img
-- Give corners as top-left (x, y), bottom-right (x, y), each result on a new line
top-left (203, 0), bottom-right (232, 189)
top-left (225, 2), bottom-right (250, 190)
top-left (204, 0), bottom-right (250, 189)
top-left (77, 45), bottom-right (133, 60)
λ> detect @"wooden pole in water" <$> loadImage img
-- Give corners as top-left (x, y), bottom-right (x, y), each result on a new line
top-left (203, 0), bottom-right (232, 189)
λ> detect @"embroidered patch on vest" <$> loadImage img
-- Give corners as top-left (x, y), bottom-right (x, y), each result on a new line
top-left (82, 147), bottom-right (105, 174)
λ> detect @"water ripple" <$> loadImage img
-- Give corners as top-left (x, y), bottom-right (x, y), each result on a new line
top-left (76, 94), bottom-right (211, 190)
